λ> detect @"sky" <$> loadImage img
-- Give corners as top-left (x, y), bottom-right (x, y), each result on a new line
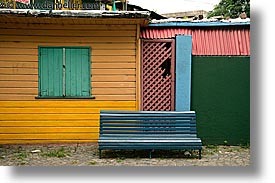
top-left (128, 0), bottom-right (221, 14)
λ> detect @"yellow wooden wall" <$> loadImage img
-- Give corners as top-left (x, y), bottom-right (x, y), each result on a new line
top-left (0, 20), bottom-right (140, 144)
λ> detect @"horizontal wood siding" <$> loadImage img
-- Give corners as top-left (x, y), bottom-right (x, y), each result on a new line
top-left (0, 21), bottom-right (139, 144)
top-left (0, 23), bottom-right (137, 101)
top-left (0, 101), bottom-right (136, 144)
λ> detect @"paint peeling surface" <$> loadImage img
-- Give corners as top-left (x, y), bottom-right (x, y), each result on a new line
top-left (140, 28), bottom-right (250, 56)
top-left (0, 9), bottom-right (151, 18)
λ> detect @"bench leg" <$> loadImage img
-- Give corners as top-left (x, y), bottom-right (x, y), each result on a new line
top-left (199, 149), bottom-right (202, 159)
top-left (149, 150), bottom-right (155, 159)
top-left (99, 150), bottom-right (102, 159)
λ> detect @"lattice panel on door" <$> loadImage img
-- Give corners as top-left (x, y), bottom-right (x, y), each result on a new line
top-left (141, 40), bottom-right (175, 111)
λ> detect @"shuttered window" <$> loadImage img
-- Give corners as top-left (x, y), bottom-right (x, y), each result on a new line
top-left (38, 47), bottom-right (92, 98)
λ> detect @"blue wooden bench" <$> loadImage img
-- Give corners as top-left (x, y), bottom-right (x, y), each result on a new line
top-left (98, 111), bottom-right (202, 159)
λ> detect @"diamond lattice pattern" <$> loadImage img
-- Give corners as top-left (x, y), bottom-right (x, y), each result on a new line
top-left (142, 41), bottom-right (173, 111)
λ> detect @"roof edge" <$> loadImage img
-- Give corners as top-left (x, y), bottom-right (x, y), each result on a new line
top-left (0, 9), bottom-right (151, 19)
top-left (148, 21), bottom-right (250, 27)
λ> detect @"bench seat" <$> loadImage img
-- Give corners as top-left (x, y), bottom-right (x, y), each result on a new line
top-left (98, 111), bottom-right (202, 159)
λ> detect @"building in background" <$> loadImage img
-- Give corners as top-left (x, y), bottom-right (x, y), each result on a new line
top-left (162, 10), bottom-right (208, 20)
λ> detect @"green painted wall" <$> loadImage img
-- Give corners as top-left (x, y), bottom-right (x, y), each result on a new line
top-left (191, 56), bottom-right (250, 145)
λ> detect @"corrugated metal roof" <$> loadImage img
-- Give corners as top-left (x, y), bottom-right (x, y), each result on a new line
top-left (140, 28), bottom-right (250, 56)
top-left (148, 21), bottom-right (250, 27)
top-left (141, 28), bottom-right (192, 39)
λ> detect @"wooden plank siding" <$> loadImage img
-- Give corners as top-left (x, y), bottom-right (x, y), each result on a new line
top-left (0, 20), bottom-right (140, 144)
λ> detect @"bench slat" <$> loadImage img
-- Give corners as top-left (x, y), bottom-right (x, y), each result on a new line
top-left (100, 135), bottom-right (198, 138)
top-left (99, 146), bottom-right (202, 150)
top-left (100, 110), bottom-right (195, 115)
top-left (101, 127), bottom-right (197, 131)
top-left (99, 144), bottom-right (202, 148)
top-left (99, 139), bottom-right (202, 143)
top-left (100, 134), bottom-right (198, 138)
top-left (100, 131), bottom-right (197, 134)
top-left (101, 123), bottom-right (196, 127)
top-left (100, 119), bottom-right (195, 123)
top-left (99, 137), bottom-right (198, 140)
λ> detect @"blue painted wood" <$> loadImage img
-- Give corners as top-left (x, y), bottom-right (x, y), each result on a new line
top-left (175, 35), bottom-right (192, 111)
top-left (148, 21), bottom-right (250, 27)
top-left (102, 123), bottom-right (196, 127)
top-left (99, 146), bottom-right (202, 150)
top-left (100, 144), bottom-right (202, 148)
top-left (100, 134), bottom-right (198, 138)
top-left (98, 111), bottom-right (202, 159)
top-left (101, 132), bottom-right (198, 135)
top-left (100, 118), bottom-right (196, 121)
top-left (101, 127), bottom-right (197, 131)
top-left (100, 110), bottom-right (196, 117)
top-left (100, 110), bottom-right (196, 115)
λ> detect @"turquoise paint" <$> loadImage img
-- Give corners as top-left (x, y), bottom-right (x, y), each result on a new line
top-left (65, 47), bottom-right (90, 97)
top-left (175, 35), bottom-right (192, 111)
top-left (191, 56), bottom-right (250, 145)
top-left (38, 47), bottom-right (91, 98)
top-left (38, 47), bottom-right (63, 97)
top-left (66, 48), bottom-right (75, 96)
top-left (52, 48), bottom-right (63, 96)
top-left (112, 0), bottom-right (116, 11)
top-left (81, 48), bottom-right (91, 96)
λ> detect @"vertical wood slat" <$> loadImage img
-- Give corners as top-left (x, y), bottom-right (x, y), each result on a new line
top-left (175, 35), bottom-right (192, 111)
top-left (136, 24), bottom-right (141, 110)
top-left (63, 47), bottom-right (66, 96)
top-left (39, 47), bottom-right (63, 97)
top-left (65, 47), bottom-right (90, 97)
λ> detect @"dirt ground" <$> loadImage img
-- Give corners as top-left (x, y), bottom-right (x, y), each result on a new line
top-left (0, 143), bottom-right (250, 166)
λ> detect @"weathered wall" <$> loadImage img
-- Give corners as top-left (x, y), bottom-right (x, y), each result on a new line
top-left (191, 56), bottom-right (250, 145)
top-left (0, 20), bottom-right (139, 144)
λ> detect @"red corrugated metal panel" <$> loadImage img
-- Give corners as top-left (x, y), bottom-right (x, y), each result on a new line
top-left (192, 29), bottom-right (250, 56)
top-left (140, 28), bottom-right (250, 56)
top-left (140, 28), bottom-right (192, 39)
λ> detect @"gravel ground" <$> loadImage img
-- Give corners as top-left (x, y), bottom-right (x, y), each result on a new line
top-left (0, 143), bottom-right (250, 166)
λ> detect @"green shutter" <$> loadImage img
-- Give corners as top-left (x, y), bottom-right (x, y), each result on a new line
top-left (39, 47), bottom-right (90, 98)
top-left (65, 48), bottom-right (90, 97)
top-left (80, 48), bottom-right (91, 96)
top-left (39, 47), bottom-right (63, 97)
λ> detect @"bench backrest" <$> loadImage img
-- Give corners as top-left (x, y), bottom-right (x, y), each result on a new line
top-left (100, 111), bottom-right (197, 136)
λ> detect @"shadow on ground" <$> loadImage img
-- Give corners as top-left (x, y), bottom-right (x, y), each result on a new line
top-left (101, 149), bottom-right (201, 159)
